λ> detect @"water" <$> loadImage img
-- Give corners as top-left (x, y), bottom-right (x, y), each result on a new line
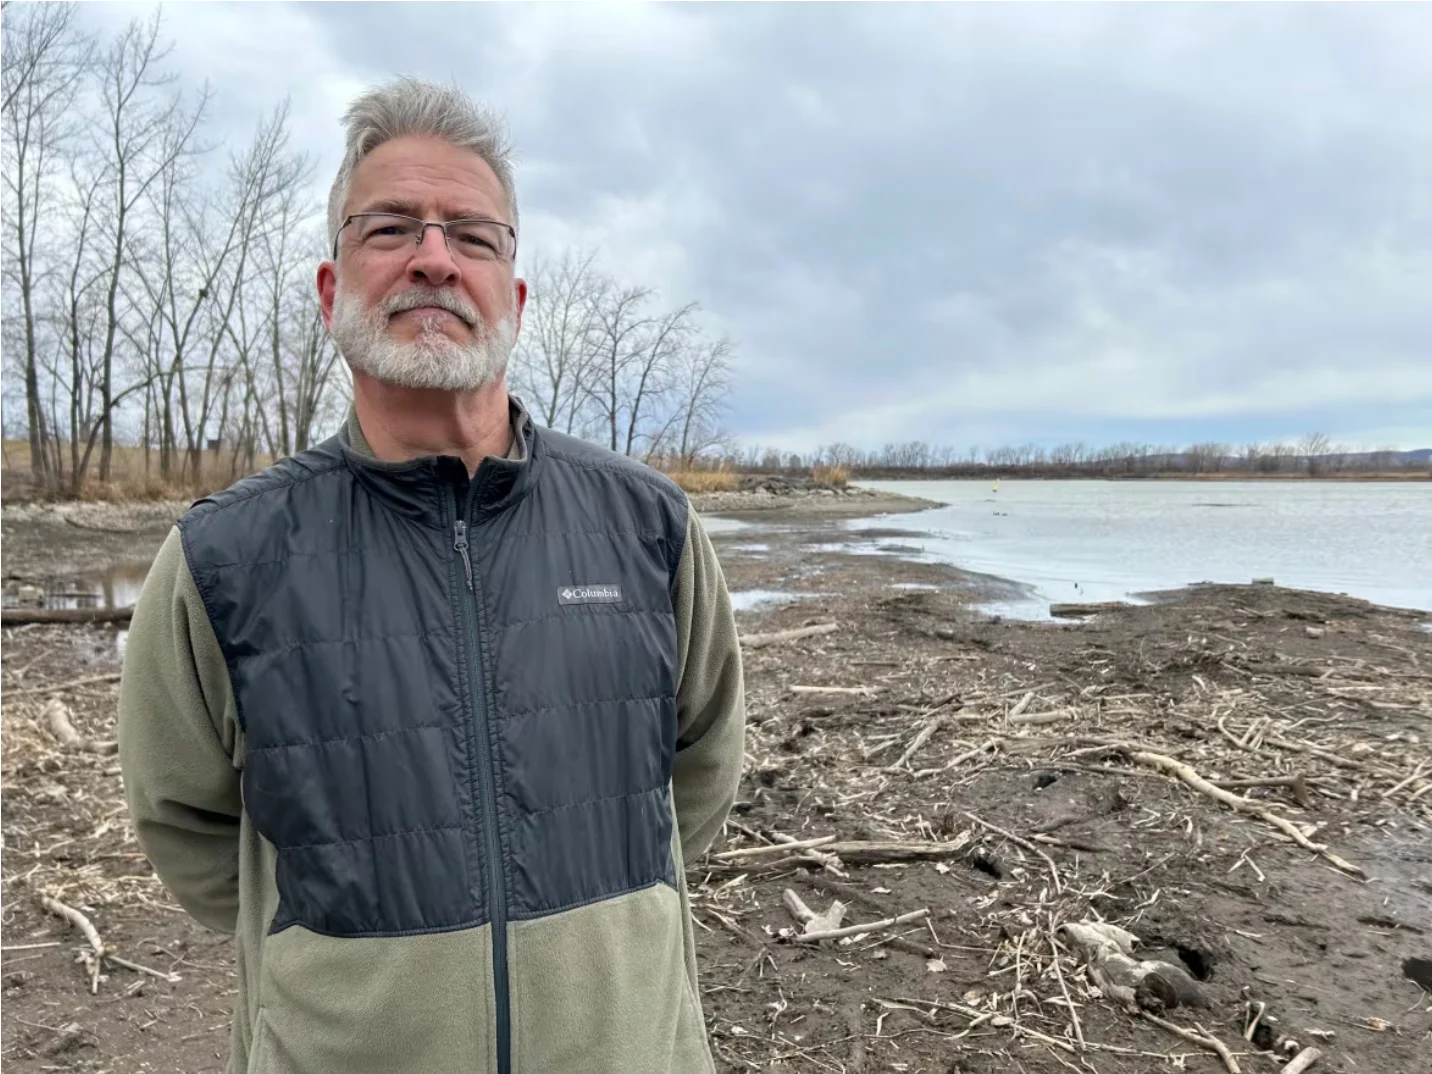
top-left (728, 589), bottom-right (829, 613)
top-left (857, 480), bottom-right (1432, 616)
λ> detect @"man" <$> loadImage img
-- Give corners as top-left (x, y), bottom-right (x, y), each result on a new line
top-left (119, 77), bottom-right (744, 1074)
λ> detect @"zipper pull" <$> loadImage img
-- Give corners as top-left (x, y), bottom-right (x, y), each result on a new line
top-left (454, 520), bottom-right (473, 591)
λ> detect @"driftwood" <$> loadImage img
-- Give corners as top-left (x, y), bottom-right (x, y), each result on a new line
top-left (1282, 1046), bottom-right (1323, 1074)
top-left (1050, 602), bottom-right (1131, 618)
top-left (1133, 751), bottom-right (1364, 877)
top-left (37, 894), bottom-right (178, 991)
top-left (1059, 920), bottom-right (1206, 1011)
top-left (887, 713), bottom-right (949, 770)
top-left (782, 888), bottom-right (848, 935)
top-left (1, 606), bottom-right (133, 626)
top-left (712, 838), bottom-right (971, 867)
top-left (1212, 774), bottom-right (1310, 808)
top-left (793, 907), bottom-right (929, 943)
top-left (1140, 1011), bottom-right (1242, 1073)
top-left (40, 699), bottom-right (118, 755)
top-left (712, 834), bottom-right (837, 861)
top-left (39, 895), bottom-right (106, 995)
top-left (16, 673), bottom-right (123, 698)
top-left (740, 622), bottom-right (838, 649)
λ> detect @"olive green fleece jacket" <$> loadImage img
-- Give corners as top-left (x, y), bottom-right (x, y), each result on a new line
top-left (118, 411), bottom-right (745, 1074)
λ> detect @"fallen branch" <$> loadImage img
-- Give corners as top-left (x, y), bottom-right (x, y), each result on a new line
top-left (1382, 761), bottom-right (1430, 800)
top-left (1282, 1046), bottom-right (1324, 1074)
top-left (1246, 662), bottom-right (1328, 678)
top-left (1132, 751), bottom-right (1364, 878)
top-left (1212, 774), bottom-right (1310, 808)
top-left (1047, 919), bottom-right (1086, 1051)
top-left (964, 812), bottom-right (1063, 893)
top-left (888, 713), bottom-right (949, 771)
top-left (1, 606), bottom-right (133, 626)
top-left (38, 895), bottom-right (105, 995)
top-left (844, 1000), bottom-right (867, 1074)
top-left (11, 672), bottom-right (123, 697)
top-left (788, 684), bottom-right (876, 696)
top-left (740, 622), bottom-right (838, 649)
top-left (1010, 708), bottom-right (1074, 726)
top-left (711, 834), bottom-right (836, 861)
top-left (1139, 1011), bottom-right (1241, 1074)
top-left (793, 907), bottom-right (929, 943)
top-left (819, 840), bottom-right (972, 865)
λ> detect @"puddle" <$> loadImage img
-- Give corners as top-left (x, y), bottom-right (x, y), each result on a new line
top-left (3, 559), bottom-right (152, 611)
top-left (700, 515), bottom-right (754, 535)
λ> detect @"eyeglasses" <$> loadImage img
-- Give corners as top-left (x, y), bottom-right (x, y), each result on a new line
top-left (332, 212), bottom-right (517, 263)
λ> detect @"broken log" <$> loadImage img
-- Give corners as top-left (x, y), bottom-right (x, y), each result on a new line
top-left (2, 606), bottom-right (133, 626)
top-left (1050, 602), bottom-right (1130, 619)
top-left (740, 622), bottom-right (838, 649)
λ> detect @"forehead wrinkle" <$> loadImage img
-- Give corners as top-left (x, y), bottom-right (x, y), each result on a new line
top-left (345, 139), bottom-right (511, 226)
top-left (353, 198), bottom-right (494, 221)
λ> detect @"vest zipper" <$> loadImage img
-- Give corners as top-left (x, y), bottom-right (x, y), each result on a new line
top-left (453, 509), bottom-right (511, 1074)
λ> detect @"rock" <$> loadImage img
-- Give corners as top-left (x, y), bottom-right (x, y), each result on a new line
top-left (1305, 626), bottom-right (1325, 638)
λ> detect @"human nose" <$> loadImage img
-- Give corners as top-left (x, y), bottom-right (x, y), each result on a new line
top-left (407, 224), bottom-right (461, 287)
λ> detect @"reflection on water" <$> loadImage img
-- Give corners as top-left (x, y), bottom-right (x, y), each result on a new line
top-left (2, 559), bottom-right (152, 611)
top-left (50, 560), bottom-right (151, 610)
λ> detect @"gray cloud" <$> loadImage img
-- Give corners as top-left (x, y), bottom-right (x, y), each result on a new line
top-left (84, 1), bottom-right (1432, 450)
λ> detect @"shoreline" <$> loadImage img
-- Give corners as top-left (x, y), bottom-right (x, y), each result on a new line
top-left (3, 496), bottom-right (1430, 1073)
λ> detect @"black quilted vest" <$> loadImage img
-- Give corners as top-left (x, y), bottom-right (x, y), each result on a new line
top-left (178, 415), bottom-right (688, 946)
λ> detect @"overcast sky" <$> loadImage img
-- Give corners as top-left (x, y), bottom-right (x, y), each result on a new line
top-left (75, 2), bottom-right (1432, 453)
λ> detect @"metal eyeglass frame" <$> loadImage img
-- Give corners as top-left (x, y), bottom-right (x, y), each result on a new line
top-left (331, 212), bottom-right (518, 262)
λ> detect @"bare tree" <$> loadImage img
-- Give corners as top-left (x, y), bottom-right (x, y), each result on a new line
top-left (86, 12), bottom-right (208, 479)
top-left (585, 281), bottom-right (655, 452)
top-left (1299, 431), bottom-right (1331, 476)
top-left (650, 334), bottom-right (732, 465)
top-left (511, 249), bottom-right (602, 433)
top-left (622, 301), bottom-right (696, 457)
top-left (1, 1), bottom-right (92, 490)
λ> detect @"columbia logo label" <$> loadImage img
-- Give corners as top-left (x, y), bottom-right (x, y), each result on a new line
top-left (558, 584), bottom-right (623, 605)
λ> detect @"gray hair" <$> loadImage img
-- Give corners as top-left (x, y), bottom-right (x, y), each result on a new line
top-left (326, 77), bottom-right (518, 252)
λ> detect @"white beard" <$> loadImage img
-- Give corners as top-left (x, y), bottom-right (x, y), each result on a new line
top-left (331, 286), bottom-right (516, 392)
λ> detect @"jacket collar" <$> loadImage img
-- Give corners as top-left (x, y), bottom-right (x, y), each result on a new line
top-left (336, 395), bottom-right (542, 529)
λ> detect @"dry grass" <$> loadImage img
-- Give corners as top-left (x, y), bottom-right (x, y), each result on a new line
top-left (811, 463), bottom-right (850, 488)
top-left (2, 440), bottom-right (269, 503)
top-left (666, 469), bottom-right (740, 494)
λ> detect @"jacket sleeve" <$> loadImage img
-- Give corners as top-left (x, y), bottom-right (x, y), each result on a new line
top-left (118, 527), bottom-right (244, 933)
top-left (671, 505), bottom-right (746, 860)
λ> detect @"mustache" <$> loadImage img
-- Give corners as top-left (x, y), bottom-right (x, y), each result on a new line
top-left (381, 288), bottom-right (479, 326)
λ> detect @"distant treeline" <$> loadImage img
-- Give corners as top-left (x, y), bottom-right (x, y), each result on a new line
top-left (704, 434), bottom-right (1431, 479)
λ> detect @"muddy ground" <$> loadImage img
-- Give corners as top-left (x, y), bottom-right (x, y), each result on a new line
top-left (2, 497), bottom-right (1430, 1073)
